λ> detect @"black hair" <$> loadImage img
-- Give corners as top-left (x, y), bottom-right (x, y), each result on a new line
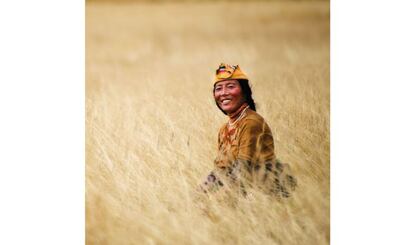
top-left (214, 79), bottom-right (256, 115)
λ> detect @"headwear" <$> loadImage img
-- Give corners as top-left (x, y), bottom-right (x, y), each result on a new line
top-left (214, 63), bottom-right (249, 85)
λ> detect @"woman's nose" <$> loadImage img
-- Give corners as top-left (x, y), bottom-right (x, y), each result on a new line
top-left (221, 87), bottom-right (229, 95)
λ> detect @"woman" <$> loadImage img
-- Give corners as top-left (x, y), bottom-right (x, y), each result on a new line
top-left (200, 63), bottom-right (296, 198)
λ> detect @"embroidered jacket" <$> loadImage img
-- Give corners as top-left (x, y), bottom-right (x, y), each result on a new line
top-left (214, 108), bottom-right (276, 169)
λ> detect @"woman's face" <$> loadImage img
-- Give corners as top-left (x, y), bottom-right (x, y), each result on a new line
top-left (214, 79), bottom-right (245, 114)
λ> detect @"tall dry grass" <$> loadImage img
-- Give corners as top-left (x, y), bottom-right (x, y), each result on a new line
top-left (86, 1), bottom-right (329, 244)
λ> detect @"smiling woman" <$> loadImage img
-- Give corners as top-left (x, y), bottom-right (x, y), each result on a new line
top-left (199, 63), bottom-right (297, 197)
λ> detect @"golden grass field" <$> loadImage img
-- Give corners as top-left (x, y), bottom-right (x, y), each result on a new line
top-left (86, 1), bottom-right (330, 244)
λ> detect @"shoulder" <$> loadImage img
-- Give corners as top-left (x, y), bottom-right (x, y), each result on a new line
top-left (218, 123), bottom-right (227, 133)
top-left (241, 109), bottom-right (267, 127)
top-left (217, 123), bottom-right (227, 139)
top-left (236, 109), bottom-right (272, 137)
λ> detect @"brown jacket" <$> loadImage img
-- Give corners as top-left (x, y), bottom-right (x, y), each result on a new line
top-left (214, 109), bottom-right (276, 169)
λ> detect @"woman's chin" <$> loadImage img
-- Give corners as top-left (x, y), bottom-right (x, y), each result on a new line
top-left (221, 106), bottom-right (233, 114)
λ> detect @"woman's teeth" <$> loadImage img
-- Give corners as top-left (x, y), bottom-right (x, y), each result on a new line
top-left (222, 99), bottom-right (231, 105)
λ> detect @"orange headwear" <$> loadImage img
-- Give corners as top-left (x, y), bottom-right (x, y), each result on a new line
top-left (214, 63), bottom-right (249, 85)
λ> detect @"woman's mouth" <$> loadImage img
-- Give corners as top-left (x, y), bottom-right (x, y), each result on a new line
top-left (221, 99), bottom-right (231, 105)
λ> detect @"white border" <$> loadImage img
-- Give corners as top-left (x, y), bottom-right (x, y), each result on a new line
top-left (332, 0), bottom-right (414, 244)
top-left (0, 1), bottom-right (84, 244)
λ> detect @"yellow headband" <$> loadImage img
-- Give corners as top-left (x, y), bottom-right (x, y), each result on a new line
top-left (214, 63), bottom-right (249, 85)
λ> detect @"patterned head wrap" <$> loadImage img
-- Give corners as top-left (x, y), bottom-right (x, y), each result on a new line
top-left (214, 63), bottom-right (249, 85)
